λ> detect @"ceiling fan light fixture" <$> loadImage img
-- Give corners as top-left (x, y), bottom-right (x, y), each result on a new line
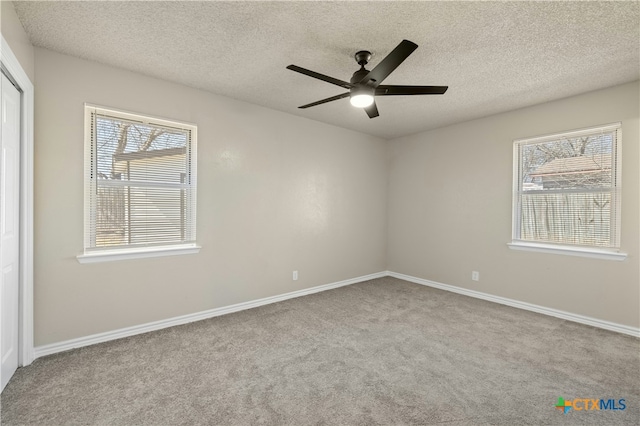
top-left (350, 94), bottom-right (374, 108)
top-left (350, 89), bottom-right (374, 108)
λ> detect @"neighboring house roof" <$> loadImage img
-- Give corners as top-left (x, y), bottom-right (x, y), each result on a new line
top-left (113, 147), bottom-right (185, 163)
top-left (530, 154), bottom-right (611, 177)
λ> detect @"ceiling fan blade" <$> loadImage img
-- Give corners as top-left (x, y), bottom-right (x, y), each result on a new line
top-left (298, 92), bottom-right (350, 109)
top-left (364, 101), bottom-right (379, 119)
top-left (376, 85), bottom-right (448, 95)
top-left (287, 65), bottom-right (353, 89)
top-left (358, 40), bottom-right (418, 87)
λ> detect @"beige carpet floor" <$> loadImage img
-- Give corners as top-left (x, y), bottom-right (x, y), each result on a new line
top-left (1, 277), bottom-right (639, 425)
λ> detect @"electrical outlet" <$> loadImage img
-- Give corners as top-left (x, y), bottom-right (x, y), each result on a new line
top-left (472, 271), bottom-right (480, 281)
top-left (293, 271), bottom-right (298, 281)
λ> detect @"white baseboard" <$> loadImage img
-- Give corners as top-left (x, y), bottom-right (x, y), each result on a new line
top-left (34, 271), bottom-right (387, 358)
top-left (33, 269), bottom-right (638, 358)
top-left (387, 271), bottom-right (640, 338)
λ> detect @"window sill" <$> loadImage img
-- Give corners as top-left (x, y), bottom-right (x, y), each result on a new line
top-left (507, 241), bottom-right (627, 261)
top-left (77, 244), bottom-right (201, 264)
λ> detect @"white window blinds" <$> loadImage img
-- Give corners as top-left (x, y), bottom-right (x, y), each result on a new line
top-left (512, 123), bottom-right (621, 249)
top-left (84, 106), bottom-right (197, 252)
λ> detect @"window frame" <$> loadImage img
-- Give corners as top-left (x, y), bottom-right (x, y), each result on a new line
top-left (77, 104), bottom-right (199, 263)
top-left (508, 122), bottom-right (626, 261)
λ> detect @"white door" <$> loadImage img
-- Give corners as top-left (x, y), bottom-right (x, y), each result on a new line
top-left (0, 72), bottom-right (21, 392)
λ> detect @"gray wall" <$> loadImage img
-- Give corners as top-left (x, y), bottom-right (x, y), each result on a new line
top-left (34, 48), bottom-right (388, 346)
top-left (387, 81), bottom-right (640, 328)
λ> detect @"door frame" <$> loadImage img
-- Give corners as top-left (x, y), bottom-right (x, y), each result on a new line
top-left (1, 36), bottom-right (34, 367)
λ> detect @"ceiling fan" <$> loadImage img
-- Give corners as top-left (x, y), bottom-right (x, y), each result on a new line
top-left (287, 40), bottom-right (448, 119)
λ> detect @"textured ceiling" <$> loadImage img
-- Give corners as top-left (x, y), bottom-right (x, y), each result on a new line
top-left (13, 1), bottom-right (640, 140)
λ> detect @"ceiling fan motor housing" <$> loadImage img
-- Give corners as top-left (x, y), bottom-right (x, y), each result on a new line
top-left (350, 68), bottom-right (370, 84)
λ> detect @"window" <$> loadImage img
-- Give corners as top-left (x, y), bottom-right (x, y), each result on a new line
top-left (510, 123), bottom-right (624, 260)
top-left (79, 105), bottom-right (198, 262)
